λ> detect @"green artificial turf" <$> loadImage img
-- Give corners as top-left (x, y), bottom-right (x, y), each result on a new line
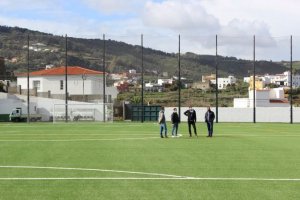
top-left (0, 122), bottom-right (299, 200)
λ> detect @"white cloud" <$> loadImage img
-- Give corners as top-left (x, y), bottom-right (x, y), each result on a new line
top-left (143, 0), bottom-right (220, 33)
top-left (219, 19), bottom-right (275, 47)
top-left (81, 0), bottom-right (146, 14)
top-left (0, 0), bottom-right (62, 11)
top-left (141, 0), bottom-right (280, 58)
top-left (0, 0), bottom-right (299, 60)
top-left (201, 0), bottom-right (300, 36)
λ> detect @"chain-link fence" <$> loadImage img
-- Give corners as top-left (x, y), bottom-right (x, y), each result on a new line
top-left (0, 30), bottom-right (299, 123)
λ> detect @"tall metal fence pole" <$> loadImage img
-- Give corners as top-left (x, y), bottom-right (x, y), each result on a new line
top-left (27, 34), bottom-right (30, 123)
top-left (141, 34), bottom-right (144, 123)
top-left (178, 34), bottom-right (181, 120)
top-left (253, 35), bottom-right (256, 123)
top-left (215, 34), bottom-right (219, 123)
top-left (103, 34), bottom-right (106, 122)
top-left (65, 34), bottom-right (68, 123)
top-left (290, 35), bottom-right (293, 124)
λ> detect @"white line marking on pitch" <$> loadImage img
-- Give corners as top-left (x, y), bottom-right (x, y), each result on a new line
top-left (0, 166), bottom-right (299, 181)
top-left (0, 131), bottom-right (22, 133)
top-left (0, 177), bottom-right (299, 181)
top-left (0, 166), bottom-right (186, 178)
top-left (218, 134), bottom-right (300, 137)
top-left (0, 133), bottom-right (157, 136)
top-left (1, 133), bottom-right (299, 137)
top-left (0, 124), bottom-right (144, 128)
top-left (0, 137), bottom-right (160, 142)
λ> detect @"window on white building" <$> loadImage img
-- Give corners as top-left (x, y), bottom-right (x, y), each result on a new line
top-left (60, 80), bottom-right (64, 90)
top-left (33, 80), bottom-right (40, 90)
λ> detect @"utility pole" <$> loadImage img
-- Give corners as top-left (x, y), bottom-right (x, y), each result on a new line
top-left (65, 34), bottom-right (68, 122)
top-left (103, 34), bottom-right (106, 122)
top-left (27, 34), bottom-right (30, 123)
top-left (82, 74), bottom-right (86, 102)
top-left (290, 35), bottom-right (293, 124)
top-left (253, 35), bottom-right (256, 123)
top-left (178, 34), bottom-right (181, 120)
top-left (215, 34), bottom-right (219, 123)
top-left (141, 34), bottom-right (144, 123)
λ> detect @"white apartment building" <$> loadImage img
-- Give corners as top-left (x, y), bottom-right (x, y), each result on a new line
top-left (211, 75), bottom-right (237, 90)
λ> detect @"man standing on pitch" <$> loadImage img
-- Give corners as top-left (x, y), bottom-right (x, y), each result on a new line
top-left (158, 107), bottom-right (168, 138)
top-left (205, 106), bottom-right (215, 137)
top-left (171, 108), bottom-right (180, 137)
top-left (184, 106), bottom-right (197, 137)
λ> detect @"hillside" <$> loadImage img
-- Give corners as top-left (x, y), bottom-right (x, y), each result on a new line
top-left (0, 26), bottom-right (288, 80)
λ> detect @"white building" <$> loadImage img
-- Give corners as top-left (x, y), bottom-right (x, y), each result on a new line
top-left (281, 71), bottom-right (300, 87)
top-left (145, 82), bottom-right (163, 92)
top-left (245, 71), bottom-right (300, 88)
top-left (234, 88), bottom-right (289, 108)
top-left (211, 75), bottom-right (237, 90)
top-left (110, 73), bottom-right (127, 81)
top-left (157, 78), bottom-right (173, 86)
top-left (16, 66), bottom-right (118, 99)
top-left (129, 69), bottom-right (136, 74)
top-left (243, 77), bottom-right (250, 83)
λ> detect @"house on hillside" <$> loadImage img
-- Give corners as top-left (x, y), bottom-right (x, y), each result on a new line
top-left (211, 75), bottom-right (237, 90)
top-left (192, 81), bottom-right (211, 90)
top-left (157, 78), bottom-right (174, 86)
top-left (145, 82), bottom-right (163, 92)
top-left (244, 72), bottom-right (300, 88)
top-left (202, 74), bottom-right (216, 83)
top-left (15, 66), bottom-right (118, 102)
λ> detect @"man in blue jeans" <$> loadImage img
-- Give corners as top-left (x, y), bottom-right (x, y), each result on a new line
top-left (171, 108), bottom-right (180, 137)
top-left (158, 107), bottom-right (167, 138)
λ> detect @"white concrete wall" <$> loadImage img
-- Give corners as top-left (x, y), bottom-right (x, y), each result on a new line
top-left (256, 107), bottom-right (290, 123)
top-left (234, 98), bottom-right (250, 108)
top-left (163, 107), bottom-right (300, 123)
top-left (1, 92), bottom-right (299, 123)
top-left (0, 93), bottom-right (37, 115)
top-left (0, 93), bottom-right (109, 121)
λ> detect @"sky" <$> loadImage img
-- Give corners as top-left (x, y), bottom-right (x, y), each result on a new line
top-left (1, 0), bottom-right (300, 60)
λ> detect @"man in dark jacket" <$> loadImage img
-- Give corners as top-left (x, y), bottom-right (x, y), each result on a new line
top-left (184, 106), bottom-right (197, 137)
top-left (171, 108), bottom-right (180, 137)
top-left (205, 106), bottom-right (215, 137)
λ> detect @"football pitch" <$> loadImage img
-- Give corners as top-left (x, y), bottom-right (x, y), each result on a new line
top-left (0, 122), bottom-right (299, 200)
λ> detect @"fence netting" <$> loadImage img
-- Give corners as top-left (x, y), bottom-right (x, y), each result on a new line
top-left (0, 32), bottom-right (298, 123)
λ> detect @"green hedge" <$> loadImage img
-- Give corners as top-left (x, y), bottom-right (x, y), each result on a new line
top-left (0, 114), bottom-right (9, 122)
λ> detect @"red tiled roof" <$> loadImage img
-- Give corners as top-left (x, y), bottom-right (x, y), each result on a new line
top-left (17, 66), bottom-right (104, 77)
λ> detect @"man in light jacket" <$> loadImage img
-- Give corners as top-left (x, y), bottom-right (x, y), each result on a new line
top-left (158, 107), bottom-right (168, 138)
